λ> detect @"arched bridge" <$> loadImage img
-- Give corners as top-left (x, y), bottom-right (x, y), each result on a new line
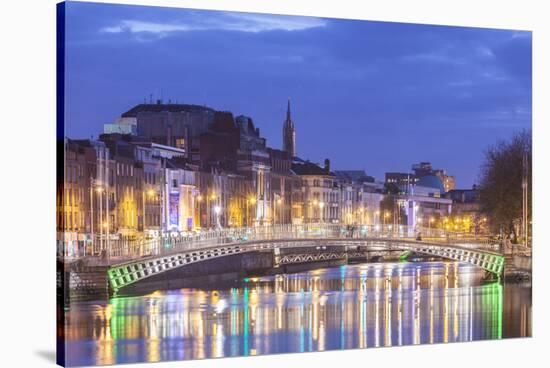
top-left (106, 224), bottom-right (504, 293)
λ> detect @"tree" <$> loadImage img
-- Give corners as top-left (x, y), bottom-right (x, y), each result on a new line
top-left (478, 130), bottom-right (531, 242)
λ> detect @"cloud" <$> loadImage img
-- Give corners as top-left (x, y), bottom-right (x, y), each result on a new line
top-left (100, 12), bottom-right (327, 37)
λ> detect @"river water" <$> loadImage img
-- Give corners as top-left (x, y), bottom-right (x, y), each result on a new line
top-left (64, 261), bottom-right (531, 366)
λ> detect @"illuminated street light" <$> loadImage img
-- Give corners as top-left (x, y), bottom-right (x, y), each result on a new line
top-left (383, 211), bottom-right (389, 228)
top-left (197, 195), bottom-right (203, 202)
top-left (214, 206), bottom-right (221, 214)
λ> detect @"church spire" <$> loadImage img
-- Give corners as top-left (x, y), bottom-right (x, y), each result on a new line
top-left (283, 98), bottom-right (296, 158)
top-left (286, 98), bottom-right (291, 121)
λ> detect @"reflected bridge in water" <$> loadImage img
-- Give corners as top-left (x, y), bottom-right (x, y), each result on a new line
top-left (64, 262), bottom-right (531, 366)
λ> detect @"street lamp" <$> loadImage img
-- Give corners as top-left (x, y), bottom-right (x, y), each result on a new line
top-left (197, 194), bottom-right (203, 229)
top-left (95, 185), bottom-right (105, 254)
top-left (276, 197), bottom-right (282, 225)
top-left (102, 221), bottom-right (109, 262)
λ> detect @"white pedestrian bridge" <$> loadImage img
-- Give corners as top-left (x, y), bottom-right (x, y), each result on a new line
top-left (106, 224), bottom-right (505, 293)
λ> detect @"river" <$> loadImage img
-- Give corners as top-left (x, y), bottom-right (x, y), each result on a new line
top-left (64, 261), bottom-right (531, 366)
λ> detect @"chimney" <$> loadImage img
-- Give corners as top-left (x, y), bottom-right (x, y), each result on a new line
top-left (324, 158), bottom-right (330, 173)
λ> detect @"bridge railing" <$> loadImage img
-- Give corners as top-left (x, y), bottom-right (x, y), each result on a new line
top-left (105, 223), bottom-right (498, 262)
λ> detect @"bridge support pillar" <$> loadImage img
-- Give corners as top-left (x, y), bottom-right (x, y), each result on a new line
top-left (273, 248), bottom-right (281, 268)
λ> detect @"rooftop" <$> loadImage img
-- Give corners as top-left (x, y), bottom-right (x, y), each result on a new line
top-left (334, 170), bottom-right (374, 183)
top-left (291, 161), bottom-right (333, 176)
top-left (121, 103), bottom-right (216, 117)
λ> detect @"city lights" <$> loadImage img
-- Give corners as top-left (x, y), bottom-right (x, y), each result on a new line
top-left (58, 5), bottom-right (532, 365)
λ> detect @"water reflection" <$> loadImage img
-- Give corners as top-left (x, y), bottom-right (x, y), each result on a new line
top-left (65, 262), bottom-right (531, 366)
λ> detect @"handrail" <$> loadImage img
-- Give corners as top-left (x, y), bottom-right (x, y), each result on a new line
top-left (98, 223), bottom-right (496, 262)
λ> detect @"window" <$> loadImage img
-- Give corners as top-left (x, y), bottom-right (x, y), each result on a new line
top-left (175, 138), bottom-right (185, 149)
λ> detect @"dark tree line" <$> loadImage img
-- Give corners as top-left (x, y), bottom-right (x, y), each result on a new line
top-left (478, 130), bottom-right (531, 242)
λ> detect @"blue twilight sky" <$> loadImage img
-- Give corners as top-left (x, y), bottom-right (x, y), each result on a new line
top-left (63, 1), bottom-right (532, 188)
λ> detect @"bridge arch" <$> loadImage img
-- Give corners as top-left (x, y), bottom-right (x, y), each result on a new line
top-left (107, 238), bottom-right (504, 293)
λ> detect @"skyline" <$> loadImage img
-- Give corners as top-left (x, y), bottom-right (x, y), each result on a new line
top-left (64, 2), bottom-right (532, 187)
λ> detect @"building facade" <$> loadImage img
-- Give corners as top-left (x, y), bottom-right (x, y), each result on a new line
top-left (292, 159), bottom-right (340, 224)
